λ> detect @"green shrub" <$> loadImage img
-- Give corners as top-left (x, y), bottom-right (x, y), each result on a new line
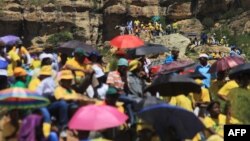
top-left (221, 8), bottom-right (244, 19)
top-left (202, 17), bottom-right (214, 30)
top-left (47, 31), bottom-right (73, 46)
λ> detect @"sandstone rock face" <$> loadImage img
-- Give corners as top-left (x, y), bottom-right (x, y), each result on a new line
top-left (166, 2), bottom-right (192, 20)
top-left (176, 18), bottom-right (203, 35)
top-left (0, 0), bottom-right (103, 45)
top-left (228, 11), bottom-right (250, 34)
top-left (150, 34), bottom-right (191, 57)
top-left (196, 0), bottom-right (227, 16)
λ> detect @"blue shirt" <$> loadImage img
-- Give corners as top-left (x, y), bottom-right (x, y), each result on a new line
top-left (164, 55), bottom-right (174, 64)
top-left (195, 64), bottom-right (211, 88)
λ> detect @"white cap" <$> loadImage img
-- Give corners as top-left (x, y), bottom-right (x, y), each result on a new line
top-left (199, 53), bottom-right (209, 59)
top-left (39, 53), bottom-right (54, 61)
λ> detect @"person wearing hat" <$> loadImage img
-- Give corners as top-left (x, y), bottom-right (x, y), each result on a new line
top-left (106, 58), bottom-right (128, 93)
top-left (195, 54), bottom-right (211, 88)
top-left (53, 70), bottom-right (80, 138)
top-left (127, 60), bottom-right (146, 97)
top-left (164, 47), bottom-right (179, 64)
top-left (12, 67), bottom-right (27, 88)
top-left (29, 65), bottom-right (54, 91)
top-left (64, 48), bottom-right (93, 92)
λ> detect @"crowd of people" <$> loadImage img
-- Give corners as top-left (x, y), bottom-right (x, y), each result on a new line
top-left (115, 19), bottom-right (180, 39)
top-left (0, 36), bottom-right (249, 141)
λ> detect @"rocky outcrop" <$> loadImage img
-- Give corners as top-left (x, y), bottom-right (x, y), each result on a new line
top-left (0, 0), bottom-right (103, 45)
top-left (176, 18), bottom-right (203, 34)
top-left (195, 0), bottom-right (227, 17)
top-left (228, 11), bottom-right (250, 34)
top-left (150, 34), bottom-right (191, 57)
top-left (166, 2), bottom-right (192, 20)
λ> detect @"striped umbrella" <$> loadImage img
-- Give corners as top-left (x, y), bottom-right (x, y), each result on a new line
top-left (0, 88), bottom-right (50, 109)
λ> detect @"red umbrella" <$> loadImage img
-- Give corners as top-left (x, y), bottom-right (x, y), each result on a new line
top-left (209, 56), bottom-right (245, 73)
top-left (110, 35), bottom-right (144, 49)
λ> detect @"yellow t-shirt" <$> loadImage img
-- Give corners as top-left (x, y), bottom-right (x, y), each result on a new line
top-left (203, 114), bottom-right (240, 137)
top-left (218, 80), bottom-right (239, 96)
top-left (66, 58), bottom-right (91, 83)
top-left (28, 78), bottom-right (41, 91)
top-left (190, 87), bottom-right (211, 104)
top-left (54, 86), bottom-right (79, 100)
top-left (7, 50), bottom-right (20, 76)
top-left (169, 95), bottom-right (193, 111)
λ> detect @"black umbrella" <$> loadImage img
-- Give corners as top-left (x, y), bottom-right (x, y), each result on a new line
top-left (229, 63), bottom-right (250, 78)
top-left (182, 71), bottom-right (207, 80)
top-left (144, 75), bottom-right (201, 96)
top-left (57, 40), bottom-right (97, 55)
top-left (133, 95), bottom-right (165, 112)
top-left (128, 44), bottom-right (169, 56)
top-left (138, 104), bottom-right (205, 140)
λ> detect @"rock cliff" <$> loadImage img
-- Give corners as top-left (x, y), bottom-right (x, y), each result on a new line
top-left (0, 0), bottom-right (249, 46)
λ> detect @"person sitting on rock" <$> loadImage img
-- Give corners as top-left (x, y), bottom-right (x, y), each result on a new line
top-left (164, 47), bottom-right (179, 64)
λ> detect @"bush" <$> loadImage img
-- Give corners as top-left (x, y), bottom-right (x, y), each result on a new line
top-left (47, 31), bottom-right (73, 46)
top-left (202, 17), bottom-right (214, 30)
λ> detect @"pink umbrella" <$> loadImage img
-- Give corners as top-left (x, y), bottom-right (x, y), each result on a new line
top-left (68, 104), bottom-right (128, 131)
top-left (209, 56), bottom-right (245, 73)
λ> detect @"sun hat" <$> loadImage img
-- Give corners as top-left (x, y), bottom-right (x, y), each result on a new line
top-left (117, 58), bottom-right (128, 67)
top-left (39, 65), bottom-right (52, 76)
top-left (199, 53), bottom-right (209, 59)
top-left (60, 70), bottom-right (74, 80)
top-left (106, 86), bottom-right (118, 95)
top-left (129, 60), bottom-right (141, 71)
top-left (14, 67), bottom-right (27, 77)
top-left (39, 53), bottom-right (54, 61)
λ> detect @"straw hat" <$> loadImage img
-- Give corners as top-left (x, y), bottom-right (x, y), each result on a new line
top-left (14, 67), bottom-right (27, 77)
top-left (39, 65), bottom-right (52, 76)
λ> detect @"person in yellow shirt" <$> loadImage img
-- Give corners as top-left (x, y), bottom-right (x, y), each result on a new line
top-left (190, 79), bottom-right (211, 107)
top-left (64, 48), bottom-right (93, 93)
top-left (203, 101), bottom-right (240, 138)
top-left (7, 41), bottom-right (31, 76)
top-left (28, 65), bottom-right (52, 91)
top-left (169, 94), bottom-right (193, 112)
top-left (218, 79), bottom-right (239, 101)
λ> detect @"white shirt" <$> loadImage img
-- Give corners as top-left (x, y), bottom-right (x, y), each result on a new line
top-left (36, 77), bottom-right (56, 96)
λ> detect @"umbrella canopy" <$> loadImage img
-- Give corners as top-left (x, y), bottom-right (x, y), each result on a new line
top-left (0, 88), bottom-right (49, 109)
top-left (57, 40), bottom-right (96, 55)
top-left (133, 96), bottom-right (165, 112)
top-left (181, 71), bottom-right (207, 80)
top-left (229, 63), bottom-right (250, 77)
top-left (144, 75), bottom-right (201, 96)
top-left (0, 35), bottom-right (21, 46)
top-left (128, 44), bottom-right (169, 56)
top-left (69, 104), bottom-right (128, 131)
top-left (110, 35), bottom-right (144, 49)
top-left (209, 56), bottom-right (245, 73)
top-left (159, 60), bottom-right (195, 74)
top-left (138, 104), bottom-right (205, 140)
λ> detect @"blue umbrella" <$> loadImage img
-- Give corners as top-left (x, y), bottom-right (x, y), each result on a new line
top-left (138, 104), bottom-right (205, 140)
top-left (0, 35), bottom-right (21, 46)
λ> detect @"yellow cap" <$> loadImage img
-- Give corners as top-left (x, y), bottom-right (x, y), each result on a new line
top-left (60, 70), bottom-right (74, 80)
top-left (14, 67), bottom-right (27, 77)
top-left (195, 79), bottom-right (203, 85)
top-left (129, 60), bottom-right (141, 72)
top-left (39, 65), bottom-right (52, 76)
